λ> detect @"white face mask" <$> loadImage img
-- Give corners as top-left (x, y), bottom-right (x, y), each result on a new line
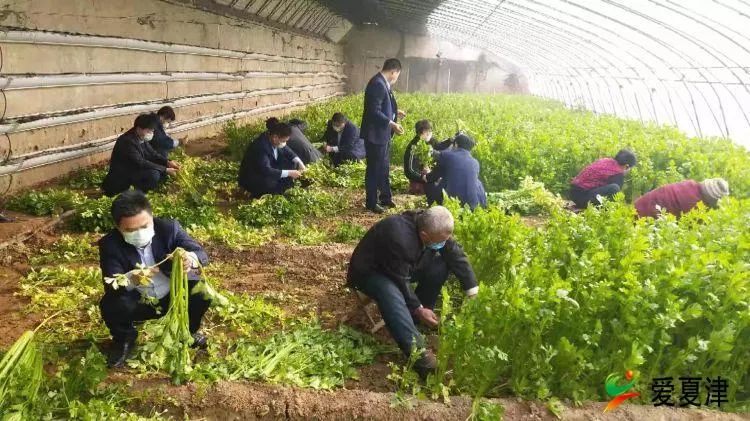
top-left (143, 132), bottom-right (154, 142)
top-left (334, 125), bottom-right (345, 133)
top-left (277, 142), bottom-right (287, 149)
top-left (122, 225), bottom-right (155, 248)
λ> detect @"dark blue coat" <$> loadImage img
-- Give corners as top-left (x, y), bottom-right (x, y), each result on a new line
top-left (149, 114), bottom-right (177, 157)
top-left (323, 120), bottom-right (365, 165)
top-left (428, 148), bottom-right (487, 210)
top-left (237, 132), bottom-right (299, 196)
top-left (361, 73), bottom-right (398, 145)
top-left (98, 218), bottom-right (209, 295)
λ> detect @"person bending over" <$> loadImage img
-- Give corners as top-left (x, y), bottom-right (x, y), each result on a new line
top-left (101, 114), bottom-right (181, 196)
top-left (347, 206), bottom-right (478, 379)
top-left (426, 134), bottom-right (487, 210)
top-left (98, 191), bottom-right (211, 368)
top-left (321, 113), bottom-right (366, 166)
top-left (635, 178), bottom-right (729, 218)
top-left (286, 118), bottom-right (322, 165)
top-left (403, 119), bottom-right (453, 196)
top-left (569, 149), bottom-right (637, 209)
top-left (238, 120), bottom-right (306, 197)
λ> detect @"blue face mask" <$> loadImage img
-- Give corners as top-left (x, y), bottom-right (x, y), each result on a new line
top-left (427, 240), bottom-right (446, 251)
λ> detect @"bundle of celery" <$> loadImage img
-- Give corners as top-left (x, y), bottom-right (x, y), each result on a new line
top-left (138, 248), bottom-right (193, 385)
top-left (0, 330), bottom-right (43, 417)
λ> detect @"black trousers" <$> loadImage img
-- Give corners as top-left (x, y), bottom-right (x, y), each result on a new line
top-left (99, 279), bottom-right (210, 343)
top-left (424, 182), bottom-right (444, 206)
top-left (364, 141), bottom-right (392, 208)
top-left (242, 176), bottom-right (294, 198)
top-left (570, 184), bottom-right (621, 209)
top-left (103, 169), bottom-right (164, 196)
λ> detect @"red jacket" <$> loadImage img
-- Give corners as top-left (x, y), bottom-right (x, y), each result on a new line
top-left (571, 158), bottom-right (624, 190)
top-left (635, 180), bottom-right (704, 218)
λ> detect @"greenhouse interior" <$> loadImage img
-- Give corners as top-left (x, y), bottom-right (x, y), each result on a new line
top-left (0, 0), bottom-right (748, 419)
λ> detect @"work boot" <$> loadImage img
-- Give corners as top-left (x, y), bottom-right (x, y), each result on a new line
top-left (413, 350), bottom-right (437, 382)
top-left (379, 201), bottom-right (397, 209)
top-left (108, 339), bottom-right (135, 368)
top-left (0, 213), bottom-right (15, 223)
top-left (191, 331), bottom-right (208, 349)
top-left (366, 204), bottom-right (385, 214)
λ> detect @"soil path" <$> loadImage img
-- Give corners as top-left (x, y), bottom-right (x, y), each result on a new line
top-left (143, 380), bottom-right (749, 421)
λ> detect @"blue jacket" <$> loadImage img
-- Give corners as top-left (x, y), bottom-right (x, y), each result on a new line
top-left (237, 132), bottom-right (299, 195)
top-left (98, 218), bottom-right (209, 295)
top-left (323, 120), bottom-right (365, 162)
top-left (428, 148), bottom-right (487, 209)
top-left (361, 73), bottom-right (398, 145)
top-left (149, 114), bottom-right (177, 155)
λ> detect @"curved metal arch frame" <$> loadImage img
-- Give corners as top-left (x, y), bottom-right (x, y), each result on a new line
top-left (511, 0), bottom-right (725, 137)
top-left (557, 0), bottom-right (733, 138)
top-left (517, 0), bottom-right (712, 134)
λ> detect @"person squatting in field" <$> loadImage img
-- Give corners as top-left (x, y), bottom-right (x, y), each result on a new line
top-left (238, 119), bottom-right (307, 198)
top-left (98, 190), bottom-right (212, 368)
top-left (102, 114), bottom-right (182, 196)
top-left (424, 133), bottom-right (487, 210)
top-left (347, 206), bottom-right (479, 380)
top-left (569, 149), bottom-right (637, 209)
top-left (634, 178), bottom-right (730, 218)
top-left (321, 112), bottom-right (366, 167)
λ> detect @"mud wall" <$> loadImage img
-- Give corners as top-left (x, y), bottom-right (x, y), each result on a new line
top-left (342, 26), bottom-right (527, 94)
top-left (0, 0), bottom-right (347, 193)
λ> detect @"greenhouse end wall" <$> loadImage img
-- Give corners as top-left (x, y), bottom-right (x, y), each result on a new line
top-left (0, 0), bottom-right (346, 193)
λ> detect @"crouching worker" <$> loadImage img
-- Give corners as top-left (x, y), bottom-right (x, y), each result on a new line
top-left (150, 106), bottom-right (179, 159)
top-left (286, 118), bottom-right (322, 165)
top-left (635, 178), bottom-right (729, 218)
top-left (238, 120), bottom-right (306, 197)
top-left (99, 191), bottom-right (211, 368)
top-left (321, 113), bottom-right (366, 166)
top-left (569, 149), bottom-right (637, 209)
top-left (102, 114), bottom-right (181, 196)
top-left (347, 206), bottom-right (478, 379)
top-left (426, 134), bottom-right (487, 210)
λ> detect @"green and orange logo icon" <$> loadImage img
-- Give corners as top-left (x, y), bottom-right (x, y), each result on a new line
top-left (604, 370), bottom-right (640, 412)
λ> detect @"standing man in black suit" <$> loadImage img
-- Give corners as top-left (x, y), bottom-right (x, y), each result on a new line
top-left (361, 58), bottom-right (406, 214)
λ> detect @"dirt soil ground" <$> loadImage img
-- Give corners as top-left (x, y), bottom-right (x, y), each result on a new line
top-left (138, 380), bottom-right (749, 421)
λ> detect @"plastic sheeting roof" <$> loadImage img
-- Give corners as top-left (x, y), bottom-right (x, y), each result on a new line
top-left (322, 0), bottom-right (750, 144)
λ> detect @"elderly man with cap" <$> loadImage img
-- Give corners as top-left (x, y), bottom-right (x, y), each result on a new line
top-left (425, 133), bottom-right (487, 209)
top-left (347, 205), bottom-right (478, 379)
top-left (634, 178), bottom-right (730, 218)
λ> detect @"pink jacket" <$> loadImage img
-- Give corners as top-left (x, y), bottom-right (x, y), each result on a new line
top-left (635, 180), bottom-right (704, 218)
top-left (571, 158), bottom-right (624, 190)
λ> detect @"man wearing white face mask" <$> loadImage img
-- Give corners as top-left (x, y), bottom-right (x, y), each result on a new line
top-left (238, 119), bottom-right (306, 197)
top-left (322, 112), bottom-right (365, 166)
top-left (102, 114), bottom-right (181, 196)
top-left (98, 191), bottom-right (212, 368)
top-left (347, 206), bottom-right (478, 380)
